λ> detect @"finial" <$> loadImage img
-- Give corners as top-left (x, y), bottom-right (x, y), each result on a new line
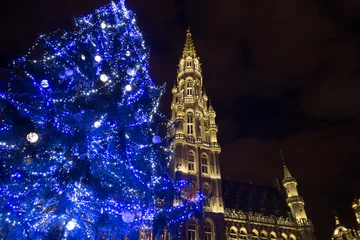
top-left (333, 210), bottom-right (340, 225)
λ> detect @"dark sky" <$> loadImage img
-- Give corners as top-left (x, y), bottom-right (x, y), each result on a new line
top-left (1, 0), bottom-right (360, 239)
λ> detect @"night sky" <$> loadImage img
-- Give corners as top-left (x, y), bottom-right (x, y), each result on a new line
top-left (1, 0), bottom-right (360, 239)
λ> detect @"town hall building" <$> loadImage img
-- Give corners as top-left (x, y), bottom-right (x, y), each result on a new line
top-left (167, 29), bottom-right (317, 240)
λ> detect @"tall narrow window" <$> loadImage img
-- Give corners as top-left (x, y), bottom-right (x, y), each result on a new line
top-left (204, 220), bottom-right (212, 240)
top-left (201, 155), bottom-right (208, 174)
top-left (186, 60), bottom-right (192, 67)
top-left (270, 233), bottom-right (277, 240)
top-left (188, 152), bottom-right (195, 172)
top-left (187, 114), bottom-right (194, 136)
top-left (186, 81), bottom-right (193, 96)
top-left (187, 224), bottom-right (196, 240)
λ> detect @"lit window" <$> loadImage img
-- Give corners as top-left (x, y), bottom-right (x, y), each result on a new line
top-left (240, 229), bottom-right (247, 240)
top-left (187, 114), bottom-right (194, 136)
top-left (188, 152), bottom-right (195, 172)
top-left (252, 230), bottom-right (259, 240)
top-left (187, 224), bottom-right (196, 240)
top-left (270, 233), bottom-right (276, 240)
top-left (186, 82), bottom-right (193, 96)
top-left (186, 60), bottom-right (192, 67)
top-left (260, 232), bottom-right (267, 240)
top-left (204, 220), bottom-right (212, 240)
top-left (201, 155), bottom-right (208, 174)
top-left (229, 228), bottom-right (238, 240)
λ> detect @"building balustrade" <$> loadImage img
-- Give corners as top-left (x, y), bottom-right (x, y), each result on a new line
top-left (224, 209), bottom-right (302, 227)
top-left (173, 134), bottom-right (220, 149)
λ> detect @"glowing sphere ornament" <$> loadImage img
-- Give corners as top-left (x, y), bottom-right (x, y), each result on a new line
top-left (41, 79), bottom-right (49, 88)
top-left (125, 51), bottom-right (131, 56)
top-left (152, 135), bottom-right (161, 144)
top-left (95, 55), bottom-right (102, 62)
top-left (100, 74), bottom-right (109, 82)
top-left (125, 85), bottom-right (132, 92)
top-left (65, 219), bottom-right (76, 231)
top-left (65, 68), bottom-right (74, 76)
top-left (81, 54), bottom-right (86, 60)
top-left (101, 22), bottom-right (107, 29)
top-left (94, 120), bottom-right (102, 128)
top-left (58, 72), bottom-right (66, 79)
top-left (26, 132), bottom-right (39, 143)
top-left (126, 68), bottom-right (136, 76)
top-left (121, 210), bottom-right (135, 223)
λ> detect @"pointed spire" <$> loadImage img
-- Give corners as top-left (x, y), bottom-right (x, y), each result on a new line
top-left (334, 210), bottom-right (341, 226)
top-left (280, 151), bottom-right (293, 179)
top-left (182, 28), bottom-right (197, 59)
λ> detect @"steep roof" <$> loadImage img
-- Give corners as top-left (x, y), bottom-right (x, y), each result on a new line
top-left (222, 179), bottom-right (291, 218)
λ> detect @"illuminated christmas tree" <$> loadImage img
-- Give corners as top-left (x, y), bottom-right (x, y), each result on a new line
top-left (0, 1), bottom-right (200, 239)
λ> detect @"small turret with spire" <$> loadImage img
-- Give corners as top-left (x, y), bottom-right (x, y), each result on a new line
top-left (281, 151), bottom-right (316, 239)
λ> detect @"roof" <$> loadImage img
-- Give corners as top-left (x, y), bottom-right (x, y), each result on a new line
top-left (222, 179), bottom-right (291, 218)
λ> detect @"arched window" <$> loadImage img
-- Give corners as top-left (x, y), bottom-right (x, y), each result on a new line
top-left (251, 230), bottom-right (259, 240)
top-left (229, 227), bottom-right (238, 240)
top-left (201, 155), bottom-right (208, 174)
top-left (187, 113), bottom-right (194, 136)
top-left (204, 219), bottom-right (213, 240)
top-left (186, 60), bottom-right (192, 67)
top-left (187, 220), bottom-right (196, 240)
top-left (270, 232), bottom-right (277, 240)
top-left (188, 152), bottom-right (195, 172)
top-left (186, 81), bottom-right (193, 96)
top-left (260, 231), bottom-right (267, 240)
top-left (240, 228), bottom-right (247, 240)
top-left (289, 234), bottom-right (296, 240)
top-left (281, 233), bottom-right (287, 240)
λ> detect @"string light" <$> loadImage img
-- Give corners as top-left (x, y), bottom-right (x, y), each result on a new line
top-left (0, 0), bottom-right (201, 239)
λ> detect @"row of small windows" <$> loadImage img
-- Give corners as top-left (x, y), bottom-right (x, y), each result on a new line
top-left (187, 220), bottom-right (213, 240)
top-left (188, 152), bottom-right (208, 174)
top-left (229, 227), bottom-right (296, 240)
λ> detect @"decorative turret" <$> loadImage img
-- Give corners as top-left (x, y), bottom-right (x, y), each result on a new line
top-left (281, 151), bottom-right (316, 240)
top-left (332, 213), bottom-right (357, 240)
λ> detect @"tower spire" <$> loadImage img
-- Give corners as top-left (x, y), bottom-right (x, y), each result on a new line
top-left (280, 151), bottom-right (293, 179)
top-left (182, 28), bottom-right (197, 58)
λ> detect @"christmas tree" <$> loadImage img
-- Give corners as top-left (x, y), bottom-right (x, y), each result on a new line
top-left (0, 1), bottom-right (201, 239)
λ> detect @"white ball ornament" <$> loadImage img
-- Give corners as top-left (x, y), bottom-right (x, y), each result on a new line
top-left (41, 79), bottom-right (49, 88)
top-left (81, 54), bottom-right (86, 60)
top-left (125, 85), bottom-right (132, 92)
top-left (65, 68), bottom-right (74, 76)
top-left (100, 74), bottom-right (109, 82)
top-left (152, 135), bottom-right (161, 144)
top-left (95, 55), bottom-right (102, 62)
top-left (126, 68), bottom-right (136, 76)
top-left (125, 51), bottom-right (131, 56)
top-left (101, 22), bottom-right (107, 29)
top-left (121, 210), bottom-right (135, 223)
top-left (58, 72), bottom-right (66, 79)
top-left (65, 219), bottom-right (76, 231)
top-left (27, 132), bottom-right (39, 143)
top-left (94, 120), bottom-right (101, 128)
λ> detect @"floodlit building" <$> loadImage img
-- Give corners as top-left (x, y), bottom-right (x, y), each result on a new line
top-left (167, 29), bottom-right (317, 240)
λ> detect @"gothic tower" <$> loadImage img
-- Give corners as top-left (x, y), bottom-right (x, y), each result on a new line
top-left (281, 153), bottom-right (316, 240)
top-left (169, 29), bottom-right (226, 240)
